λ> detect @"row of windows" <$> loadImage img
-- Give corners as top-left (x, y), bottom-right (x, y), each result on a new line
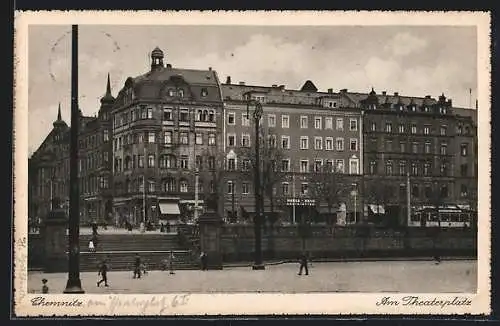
top-left (114, 106), bottom-right (216, 129)
top-left (364, 103), bottom-right (449, 115)
top-left (369, 139), bottom-right (453, 155)
top-left (113, 131), bottom-right (217, 151)
top-left (78, 151), bottom-right (109, 172)
top-left (370, 122), bottom-right (450, 136)
top-left (79, 130), bottom-right (109, 149)
top-left (114, 154), bottom-right (217, 172)
top-left (227, 112), bottom-right (358, 131)
top-left (79, 175), bottom-right (110, 195)
top-left (368, 160), bottom-right (452, 177)
top-left (226, 134), bottom-right (359, 152)
top-left (116, 178), bottom-right (211, 194)
top-left (226, 157), bottom-right (360, 175)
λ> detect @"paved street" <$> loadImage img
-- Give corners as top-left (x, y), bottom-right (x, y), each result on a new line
top-left (28, 260), bottom-right (477, 294)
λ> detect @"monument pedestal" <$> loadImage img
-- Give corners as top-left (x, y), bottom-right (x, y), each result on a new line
top-left (41, 208), bottom-right (68, 273)
top-left (199, 208), bottom-right (223, 270)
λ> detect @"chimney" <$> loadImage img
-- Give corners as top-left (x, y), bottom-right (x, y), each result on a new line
top-left (166, 63), bottom-right (172, 69)
top-left (340, 88), bottom-right (348, 93)
top-left (272, 84), bottom-right (278, 88)
top-left (382, 91), bottom-right (386, 96)
top-left (239, 81), bottom-right (245, 85)
top-left (327, 88), bottom-right (333, 93)
top-left (394, 92), bottom-right (398, 96)
top-left (425, 95), bottom-right (431, 99)
top-left (447, 99), bottom-right (452, 106)
top-left (279, 85), bottom-right (285, 89)
top-left (226, 76), bottom-right (231, 84)
top-left (208, 67), bottom-right (212, 71)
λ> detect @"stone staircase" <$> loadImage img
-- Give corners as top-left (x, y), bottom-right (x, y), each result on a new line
top-left (69, 233), bottom-right (199, 272)
top-left (79, 250), bottom-right (198, 272)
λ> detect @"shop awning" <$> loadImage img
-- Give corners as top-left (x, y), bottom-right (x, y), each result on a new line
top-left (159, 202), bottom-right (180, 215)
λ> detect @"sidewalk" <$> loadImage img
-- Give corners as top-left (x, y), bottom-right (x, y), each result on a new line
top-left (28, 260), bottom-right (477, 294)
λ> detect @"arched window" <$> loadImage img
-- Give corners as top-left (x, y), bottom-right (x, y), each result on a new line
top-left (197, 110), bottom-right (203, 121)
top-left (202, 110), bottom-right (208, 122)
top-left (208, 110), bottom-right (215, 122)
top-left (165, 155), bottom-right (176, 169)
top-left (178, 89), bottom-right (184, 98)
top-left (180, 179), bottom-right (188, 193)
top-left (162, 178), bottom-right (176, 193)
top-left (168, 89), bottom-right (174, 97)
top-left (124, 156), bottom-right (132, 170)
top-left (125, 179), bottom-right (131, 193)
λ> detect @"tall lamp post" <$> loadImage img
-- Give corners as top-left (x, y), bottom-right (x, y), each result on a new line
top-left (64, 24), bottom-right (84, 293)
top-left (247, 96), bottom-right (265, 270)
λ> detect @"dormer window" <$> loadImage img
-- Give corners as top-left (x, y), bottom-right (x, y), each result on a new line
top-left (399, 105), bottom-right (404, 111)
top-left (201, 88), bottom-right (208, 97)
top-left (178, 89), bottom-right (184, 98)
top-left (424, 106), bottom-right (429, 112)
top-left (168, 89), bottom-right (174, 97)
top-left (411, 106), bottom-right (416, 112)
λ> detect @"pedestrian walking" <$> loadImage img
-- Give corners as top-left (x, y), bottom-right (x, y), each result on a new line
top-left (133, 253), bottom-right (142, 279)
top-left (88, 240), bottom-right (95, 253)
top-left (297, 252), bottom-right (309, 276)
top-left (168, 250), bottom-right (175, 275)
top-left (97, 259), bottom-right (109, 287)
top-left (141, 262), bottom-right (148, 275)
top-left (200, 251), bottom-right (208, 271)
top-left (41, 278), bottom-right (49, 293)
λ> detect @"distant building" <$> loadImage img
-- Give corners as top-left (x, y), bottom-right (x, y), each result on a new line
top-left (28, 77), bottom-right (114, 225)
top-left (354, 89), bottom-right (478, 225)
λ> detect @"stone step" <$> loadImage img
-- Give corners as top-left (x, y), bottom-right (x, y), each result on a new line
top-left (79, 251), bottom-right (199, 272)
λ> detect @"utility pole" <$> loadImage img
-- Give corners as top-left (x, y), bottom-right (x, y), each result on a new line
top-left (64, 24), bottom-right (84, 294)
top-left (292, 167), bottom-right (296, 224)
top-left (247, 96), bottom-right (265, 270)
top-left (406, 171), bottom-right (411, 226)
top-left (231, 186), bottom-right (235, 222)
top-left (193, 122), bottom-right (199, 222)
top-left (142, 147), bottom-right (147, 232)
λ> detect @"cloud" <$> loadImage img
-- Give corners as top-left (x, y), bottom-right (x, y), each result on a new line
top-left (179, 34), bottom-right (318, 87)
top-left (384, 32), bottom-right (428, 57)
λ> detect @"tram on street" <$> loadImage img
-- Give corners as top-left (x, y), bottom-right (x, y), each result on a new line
top-left (408, 205), bottom-right (476, 228)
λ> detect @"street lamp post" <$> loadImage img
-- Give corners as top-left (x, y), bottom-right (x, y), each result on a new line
top-left (351, 185), bottom-right (358, 225)
top-left (64, 24), bottom-right (84, 293)
top-left (247, 97), bottom-right (265, 270)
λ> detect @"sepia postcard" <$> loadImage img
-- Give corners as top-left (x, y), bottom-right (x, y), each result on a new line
top-left (13, 10), bottom-right (491, 316)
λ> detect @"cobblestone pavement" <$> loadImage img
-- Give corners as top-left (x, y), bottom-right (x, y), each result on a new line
top-left (28, 260), bottom-right (477, 294)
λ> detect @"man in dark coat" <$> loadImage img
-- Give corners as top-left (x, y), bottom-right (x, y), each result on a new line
top-left (133, 253), bottom-right (142, 279)
top-left (200, 252), bottom-right (208, 271)
top-left (297, 252), bottom-right (309, 276)
top-left (97, 259), bottom-right (109, 287)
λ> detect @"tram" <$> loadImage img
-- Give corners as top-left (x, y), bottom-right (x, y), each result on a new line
top-left (408, 205), bottom-right (476, 228)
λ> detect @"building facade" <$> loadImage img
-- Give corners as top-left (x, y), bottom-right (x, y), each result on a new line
top-left (28, 52), bottom-right (478, 228)
top-left (110, 47), bottom-right (224, 226)
top-left (220, 79), bottom-right (363, 224)
top-left (351, 88), bottom-right (478, 225)
top-left (28, 76), bottom-right (114, 226)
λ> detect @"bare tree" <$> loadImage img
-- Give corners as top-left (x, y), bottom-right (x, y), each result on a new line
top-left (364, 179), bottom-right (394, 209)
top-left (236, 127), bottom-right (286, 227)
top-left (308, 160), bottom-right (346, 225)
top-left (199, 149), bottom-right (226, 214)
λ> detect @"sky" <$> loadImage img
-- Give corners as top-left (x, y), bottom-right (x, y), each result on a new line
top-left (27, 25), bottom-right (477, 155)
